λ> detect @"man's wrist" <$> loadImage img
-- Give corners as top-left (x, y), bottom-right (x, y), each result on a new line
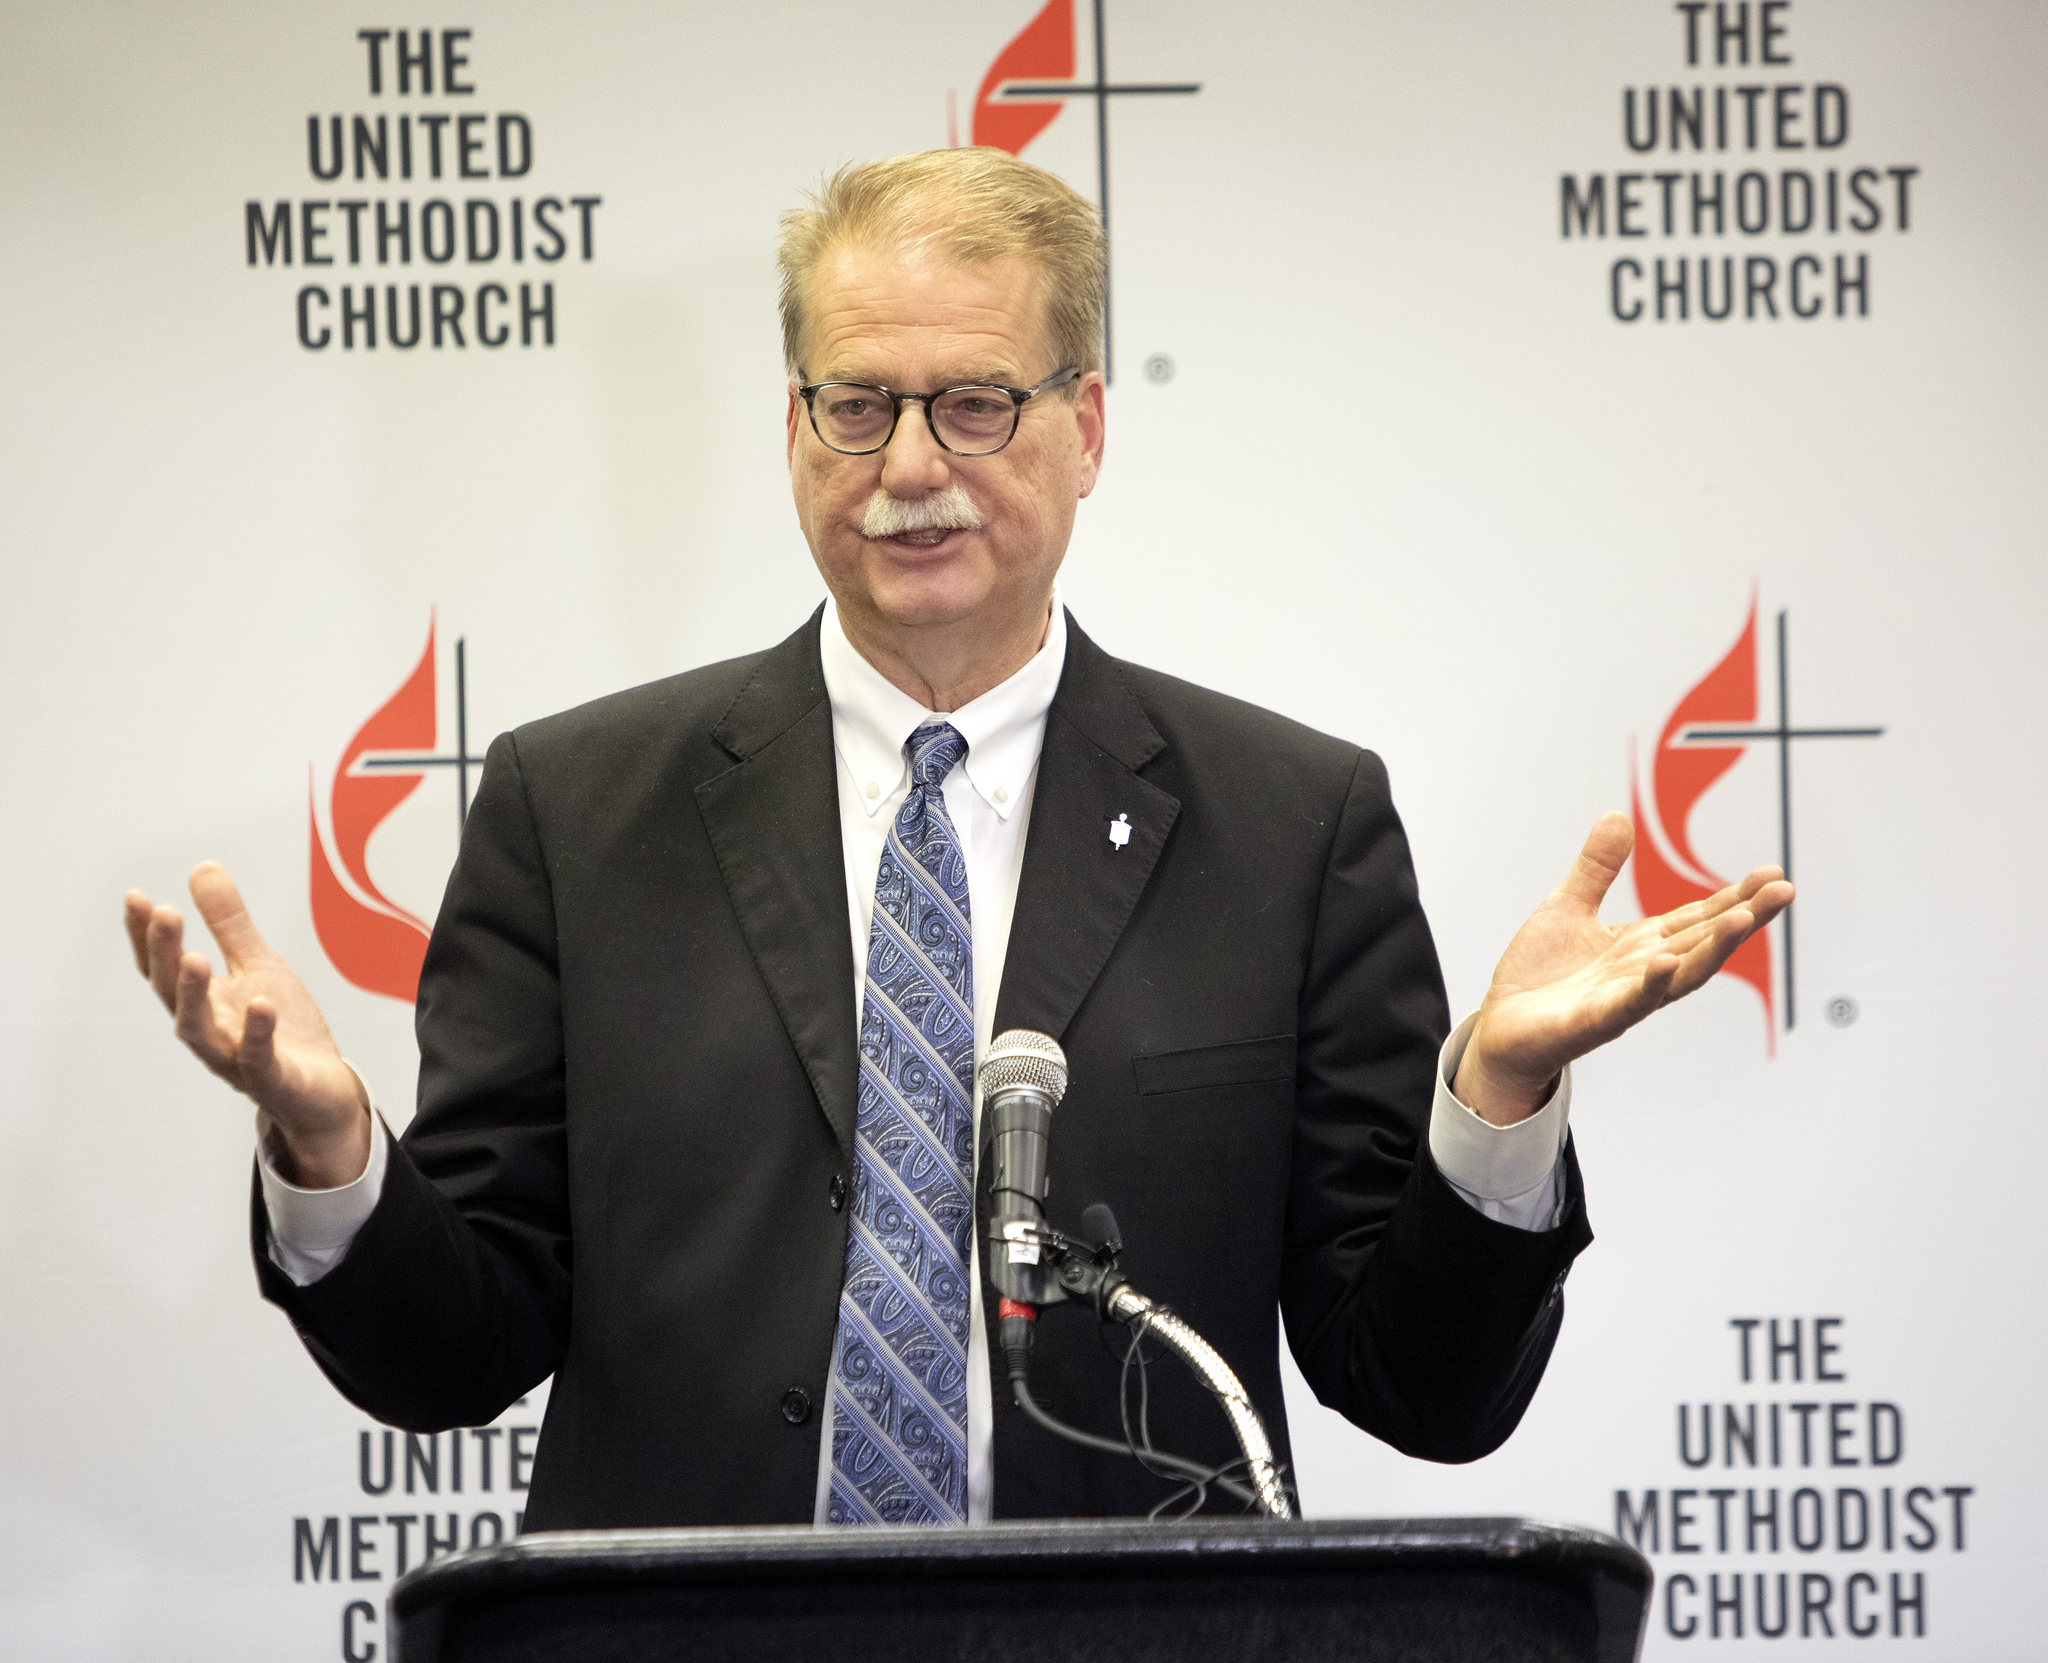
top-left (1430, 1015), bottom-right (1573, 1221)
top-left (259, 1093), bottom-right (387, 1286)
top-left (1450, 1044), bottom-right (1555, 1127)
top-left (267, 1105), bottom-right (374, 1190)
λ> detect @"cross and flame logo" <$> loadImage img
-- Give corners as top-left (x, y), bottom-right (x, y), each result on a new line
top-left (308, 615), bottom-right (481, 1003)
top-left (1629, 594), bottom-right (1882, 1055)
top-left (960, 0), bottom-right (1199, 379)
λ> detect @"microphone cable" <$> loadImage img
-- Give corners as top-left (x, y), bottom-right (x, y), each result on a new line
top-left (1117, 1309), bottom-right (1296, 1519)
top-left (1001, 1304), bottom-right (1286, 1514)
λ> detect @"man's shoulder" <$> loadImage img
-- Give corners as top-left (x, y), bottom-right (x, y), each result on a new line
top-left (504, 650), bottom-right (766, 770)
top-left (498, 610), bottom-right (822, 794)
top-left (1105, 653), bottom-right (1375, 786)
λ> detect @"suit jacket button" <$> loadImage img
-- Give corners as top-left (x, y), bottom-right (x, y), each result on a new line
top-left (829, 1175), bottom-right (847, 1212)
top-left (781, 1387), bottom-right (812, 1425)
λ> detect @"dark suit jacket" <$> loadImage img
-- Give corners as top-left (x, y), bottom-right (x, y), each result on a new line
top-left (256, 609), bottom-right (1591, 1528)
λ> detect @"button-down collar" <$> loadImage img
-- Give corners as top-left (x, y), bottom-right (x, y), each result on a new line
top-left (820, 590), bottom-right (1067, 822)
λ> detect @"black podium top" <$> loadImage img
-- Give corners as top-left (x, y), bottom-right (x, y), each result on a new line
top-left (391, 1516), bottom-right (1650, 1663)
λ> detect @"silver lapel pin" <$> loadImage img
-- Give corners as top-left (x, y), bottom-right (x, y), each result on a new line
top-left (1107, 812), bottom-right (1132, 851)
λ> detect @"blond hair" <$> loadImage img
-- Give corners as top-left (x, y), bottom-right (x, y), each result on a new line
top-left (777, 148), bottom-right (1105, 380)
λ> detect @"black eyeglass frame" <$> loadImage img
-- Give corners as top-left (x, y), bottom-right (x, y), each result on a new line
top-left (795, 367), bottom-right (1081, 457)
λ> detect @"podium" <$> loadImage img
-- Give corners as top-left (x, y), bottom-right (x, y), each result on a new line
top-left (390, 1516), bottom-right (1651, 1663)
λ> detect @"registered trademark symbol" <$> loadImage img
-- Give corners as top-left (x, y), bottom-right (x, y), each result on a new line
top-left (1144, 353), bottom-right (1175, 384)
top-left (1825, 996), bottom-right (1859, 1028)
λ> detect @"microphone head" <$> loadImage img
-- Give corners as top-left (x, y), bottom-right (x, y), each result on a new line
top-left (1081, 1202), bottom-right (1122, 1250)
top-left (981, 1029), bottom-right (1069, 1107)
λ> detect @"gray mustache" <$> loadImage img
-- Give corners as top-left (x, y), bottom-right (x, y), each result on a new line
top-left (862, 485), bottom-right (984, 539)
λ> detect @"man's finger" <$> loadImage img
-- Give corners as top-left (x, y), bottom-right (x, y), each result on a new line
top-left (1664, 908), bottom-right (1758, 1000)
top-left (1555, 811), bottom-right (1635, 912)
top-left (1581, 947), bottom-right (1683, 1042)
top-left (1639, 951), bottom-right (1681, 1009)
top-left (1742, 878), bottom-right (1796, 931)
top-left (1648, 864), bottom-right (1792, 942)
top-left (1657, 902), bottom-right (1751, 959)
top-left (240, 997), bottom-right (281, 1097)
top-left (172, 952), bottom-right (238, 1078)
top-left (147, 906), bottom-right (186, 1014)
top-left (1663, 879), bottom-right (1792, 963)
top-left (189, 861), bottom-right (270, 973)
top-left (1652, 888), bottom-right (1733, 938)
top-left (124, 891), bottom-right (154, 978)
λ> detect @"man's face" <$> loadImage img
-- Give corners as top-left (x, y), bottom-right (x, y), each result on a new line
top-left (786, 243), bottom-right (1105, 643)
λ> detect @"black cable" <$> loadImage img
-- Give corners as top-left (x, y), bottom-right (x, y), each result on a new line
top-left (1118, 1311), bottom-right (1188, 1500)
top-left (1149, 1456), bottom-right (1242, 1522)
top-left (1146, 1477), bottom-right (1206, 1522)
top-left (1011, 1372), bottom-right (1256, 1503)
top-left (1002, 1314), bottom-right (1258, 1508)
top-left (1114, 1306), bottom-right (1289, 1518)
top-left (1144, 1454), bottom-right (1298, 1522)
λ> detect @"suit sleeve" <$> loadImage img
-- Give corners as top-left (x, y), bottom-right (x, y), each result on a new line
top-left (1279, 750), bottom-right (1593, 1463)
top-left (252, 729), bottom-right (570, 1430)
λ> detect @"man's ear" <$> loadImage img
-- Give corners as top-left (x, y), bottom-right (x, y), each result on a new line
top-left (786, 382), bottom-right (801, 467)
top-left (1072, 371), bottom-right (1107, 499)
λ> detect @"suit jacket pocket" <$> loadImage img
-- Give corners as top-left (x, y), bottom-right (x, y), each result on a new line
top-left (1132, 1034), bottom-right (1297, 1097)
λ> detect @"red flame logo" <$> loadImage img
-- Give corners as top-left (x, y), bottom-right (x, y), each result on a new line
top-left (308, 619), bottom-right (436, 1003)
top-left (1629, 594), bottom-right (1775, 1053)
top-left (972, 0), bottom-right (1074, 154)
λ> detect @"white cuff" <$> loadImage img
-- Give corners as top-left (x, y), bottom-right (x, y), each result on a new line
top-left (1427, 1012), bottom-right (1571, 1232)
top-left (257, 1065), bottom-right (388, 1287)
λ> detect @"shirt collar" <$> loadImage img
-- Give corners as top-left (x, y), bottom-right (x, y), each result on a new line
top-left (820, 589), bottom-right (1067, 822)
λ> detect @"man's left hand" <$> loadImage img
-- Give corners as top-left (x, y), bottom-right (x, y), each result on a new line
top-left (1450, 811), bottom-right (1794, 1126)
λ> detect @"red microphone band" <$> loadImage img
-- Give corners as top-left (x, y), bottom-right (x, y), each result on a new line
top-left (998, 1298), bottom-right (1037, 1322)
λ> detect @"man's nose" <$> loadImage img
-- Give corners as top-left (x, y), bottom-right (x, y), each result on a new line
top-left (878, 399), bottom-right (953, 497)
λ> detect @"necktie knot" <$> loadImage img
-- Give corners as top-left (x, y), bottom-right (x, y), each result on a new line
top-left (908, 721), bottom-right (968, 789)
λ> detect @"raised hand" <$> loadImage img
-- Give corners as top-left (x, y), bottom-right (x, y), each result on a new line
top-left (1450, 812), bottom-right (1794, 1125)
top-left (124, 863), bottom-right (371, 1187)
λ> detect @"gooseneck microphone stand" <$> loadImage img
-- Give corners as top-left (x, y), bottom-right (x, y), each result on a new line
top-left (992, 1215), bottom-right (1295, 1521)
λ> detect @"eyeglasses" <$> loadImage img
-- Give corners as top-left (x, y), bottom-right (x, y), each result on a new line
top-left (796, 367), bottom-right (1079, 457)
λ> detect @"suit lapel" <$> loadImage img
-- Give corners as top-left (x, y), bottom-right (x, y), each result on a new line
top-left (993, 614), bottom-right (1179, 1043)
top-left (695, 609), bottom-right (860, 1158)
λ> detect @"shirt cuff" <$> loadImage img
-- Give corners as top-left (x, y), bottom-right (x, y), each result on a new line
top-left (1427, 1012), bottom-right (1571, 1232)
top-left (257, 1064), bottom-right (388, 1287)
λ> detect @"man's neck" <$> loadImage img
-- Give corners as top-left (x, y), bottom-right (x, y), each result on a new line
top-left (836, 596), bottom-right (1054, 713)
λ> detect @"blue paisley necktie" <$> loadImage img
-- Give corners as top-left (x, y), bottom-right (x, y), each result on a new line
top-left (827, 721), bottom-right (976, 1524)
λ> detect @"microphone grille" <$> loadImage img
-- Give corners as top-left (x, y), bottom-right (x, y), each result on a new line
top-left (980, 1029), bottom-right (1069, 1106)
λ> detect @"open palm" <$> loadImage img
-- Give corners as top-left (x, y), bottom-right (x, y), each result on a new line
top-left (125, 861), bottom-right (369, 1185)
top-left (1452, 813), bottom-right (1794, 1124)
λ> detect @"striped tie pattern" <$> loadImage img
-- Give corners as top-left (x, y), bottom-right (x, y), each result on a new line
top-left (827, 722), bottom-right (975, 1525)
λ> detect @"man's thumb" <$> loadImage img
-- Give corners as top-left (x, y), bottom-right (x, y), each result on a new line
top-left (190, 861), bottom-right (268, 969)
top-left (1556, 811), bottom-right (1634, 911)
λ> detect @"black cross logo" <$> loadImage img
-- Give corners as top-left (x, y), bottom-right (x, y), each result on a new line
top-left (997, 0), bottom-right (1200, 381)
top-left (1677, 610), bottom-right (1882, 1031)
top-left (355, 636), bottom-right (484, 833)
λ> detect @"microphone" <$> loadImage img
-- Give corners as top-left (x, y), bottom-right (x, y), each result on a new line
top-left (980, 1029), bottom-right (1067, 1307)
top-left (1080, 1202), bottom-right (1122, 1258)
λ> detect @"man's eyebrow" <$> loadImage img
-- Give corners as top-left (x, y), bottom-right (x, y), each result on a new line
top-left (938, 366), bottom-right (1027, 387)
top-left (813, 365), bottom-right (1026, 388)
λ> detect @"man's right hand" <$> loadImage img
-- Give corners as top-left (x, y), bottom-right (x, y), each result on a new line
top-left (125, 862), bottom-right (371, 1189)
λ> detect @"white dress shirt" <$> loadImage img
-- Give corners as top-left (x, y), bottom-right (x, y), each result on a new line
top-left (259, 591), bottom-right (1571, 1525)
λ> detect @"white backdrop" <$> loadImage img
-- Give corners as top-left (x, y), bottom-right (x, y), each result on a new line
top-left (4, 1), bottom-right (2044, 1655)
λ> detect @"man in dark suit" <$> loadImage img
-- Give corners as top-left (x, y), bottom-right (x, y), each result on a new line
top-left (125, 149), bottom-right (1789, 1528)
